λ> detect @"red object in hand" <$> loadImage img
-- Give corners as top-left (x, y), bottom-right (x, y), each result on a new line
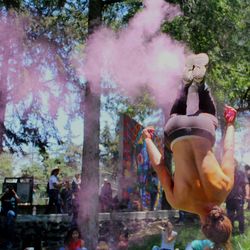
top-left (143, 127), bottom-right (155, 139)
top-left (224, 105), bottom-right (237, 123)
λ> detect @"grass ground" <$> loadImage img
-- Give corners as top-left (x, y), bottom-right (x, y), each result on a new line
top-left (129, 210), bottom-right (250, 250)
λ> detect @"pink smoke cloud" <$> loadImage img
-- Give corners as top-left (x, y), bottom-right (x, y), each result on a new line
top-left (80, 0), bottom-right (186, 107)
top-left (0, 14), bottom-right (74, 118)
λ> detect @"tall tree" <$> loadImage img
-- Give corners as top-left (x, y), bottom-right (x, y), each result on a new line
top-left (80, 1), bottom-right (102, 248)
top-left (81, 1), bottom-right (141, 248)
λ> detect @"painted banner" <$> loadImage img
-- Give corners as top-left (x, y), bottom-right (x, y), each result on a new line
top-left (119, 114), bottom-right (162, 210)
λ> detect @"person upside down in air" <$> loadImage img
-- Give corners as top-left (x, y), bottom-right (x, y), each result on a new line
top-left (142, 53), bottom-right (237, 250)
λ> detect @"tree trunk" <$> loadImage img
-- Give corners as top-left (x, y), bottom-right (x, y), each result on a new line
top-left (80, 0), bottom-right (102, 249)
top-left (0, 49), bottom-right (9, 153)
top-left (0, 93), bottom-right (7, 154)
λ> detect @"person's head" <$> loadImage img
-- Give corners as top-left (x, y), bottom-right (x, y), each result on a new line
top-left (245, 164), bottom-right (250, 171)
top-left (119, 231), bottom-right (128, 241)
top-left (65, 227), bottom-right (81, 244)
top-left (5, 184), bottom-right (15, 194)
top-left (162, 220), bottom-right (173, 233)
top-left (75, 173), bottom-right (81, 179)
top-left (119, 233), bottom-right (126, 242)
top-left (122, 189), bottom-right (129, 200)
top-left (202, 206), bottom-right (232, 249)
top-left (64, 180), bottom-right (70, 189)
top-left (71, 229), bottom-right (80, 241)
top-left (96, 240), bottom-right (109, 250)
top-left (245, 164), bottom-right (250, 177)
top-left (151, 170), bottom-right (157, 177)
top-left (51, 167), bottom-right (60, 176)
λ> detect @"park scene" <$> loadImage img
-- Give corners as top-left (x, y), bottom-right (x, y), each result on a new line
top-left (0, 0), bottom-right (249, 249)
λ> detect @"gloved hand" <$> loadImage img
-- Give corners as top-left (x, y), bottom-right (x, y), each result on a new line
top-left (142, 126), bottom-right (155, 140)
top-left (224, 105), bottom-right (237, 124)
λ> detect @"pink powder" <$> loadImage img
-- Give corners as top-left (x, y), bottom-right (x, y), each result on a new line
top-left (80, 0), bottom-right (186, 107)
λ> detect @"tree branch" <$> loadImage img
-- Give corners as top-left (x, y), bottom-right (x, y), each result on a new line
top-left (237, 107), bottom-right (250, 112)
top-left (102, 0), bottom-right (124, 6)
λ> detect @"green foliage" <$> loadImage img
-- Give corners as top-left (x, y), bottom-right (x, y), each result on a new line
top-left (162, 0), bottom-right (250, 112)
top-left (129, 234), bottom-right (160, 250)
top-left (103, 87), bottom-right (157, 123)
top-left (1, 0), bottom-right (21, 10)
top-left (122, 88), bottom-right (157, 123)
top-left (100, 122), bottom-right (119, 178)
top-left (103, 0), bottom-right (143, 28)
top-left (4, 100), bottom-right (63, 156)
top-left (0, 153), bottom-right (14, 179)
top-left (63, 143), bottom-right (82, 170)
top-left (20, 162), bottom-right (45, 181)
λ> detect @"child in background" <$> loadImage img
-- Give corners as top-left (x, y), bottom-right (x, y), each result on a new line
top-left (152, 220), bottom-right (177, 250)
top-left (60, 227), bottom-right (87, 250)
top-left (185, 239), bottom-right (214, 250)
top-left (117, 232), bottom-right (129, 250)
top-left (95, 240), bottom-right (110, 250)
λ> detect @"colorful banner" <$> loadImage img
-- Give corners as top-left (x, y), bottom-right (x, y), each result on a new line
top-left (120, 114), bottom-right (162, 210)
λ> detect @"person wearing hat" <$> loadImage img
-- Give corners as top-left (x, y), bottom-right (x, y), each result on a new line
top-left (143, 53), bottom-right (237, 250)
top-left (46, 167), bottom-right (63, 213)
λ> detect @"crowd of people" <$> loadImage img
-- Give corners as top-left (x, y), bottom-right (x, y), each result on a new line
top-left (57, 227), bottom-right (129, 250)
top-left (99, 179), bottom-right (144, 213)
top-left (45, 169), bottom-right (81, 225)
top-left (45, 169), bottom-right (145, 215)
top-left (1, 162), bottom-right (249, 249)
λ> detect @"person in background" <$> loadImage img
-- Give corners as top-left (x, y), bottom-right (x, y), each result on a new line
top-left (46, 167), bottom-right (63, 214)
top-left (61, 180), bottom-right (73, 214)
top-left (152, 220), bottom-right (177, 250)
top-left (185, 239), bottom-right (214, 250)
top-left (176, 210), bottom-right (186, 224)
top-left (245, 164), bottom-right (250, 210)
top-left (129, 191), bottom-right (142, 211)
top-left (118, 189), bottom-right (130, 211)
top-left (0, 185), bottom-right (20, 248)
top-left (96, 240), bottom-right (110, 250)
top-left (100, 179), bottom-right (113, 212)
top-left (226, 167), bottom-right (248, 234)
top-left (71, 174), bottom-right (81, 226)
top-left (60, 227), bottom-right (87, 250)
top-left (149, 171), bottom-right (159, 211)
top-left (72, 173), bottom-right (81, 194)
top-left (117, 231), bottom-right (129, 250)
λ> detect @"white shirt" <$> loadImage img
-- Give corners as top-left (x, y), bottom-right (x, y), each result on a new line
top-left (160, 230), bottom-right (177, 250)
top-left (49, 175), bottom-right (59, 190)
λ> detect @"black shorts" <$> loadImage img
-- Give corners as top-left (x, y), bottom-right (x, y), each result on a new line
top-left (164, 113), bottom-right (218, 150)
